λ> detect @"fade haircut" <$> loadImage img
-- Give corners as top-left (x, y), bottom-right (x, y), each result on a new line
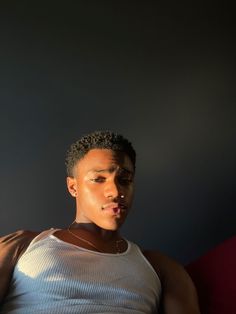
top-left (65, 130), bottom-right (136, 177)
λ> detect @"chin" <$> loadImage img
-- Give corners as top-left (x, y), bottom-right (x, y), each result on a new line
top-left (102, 225), bottom-right (119, 231)
top-left (100, 221), bottom-right (123, 231)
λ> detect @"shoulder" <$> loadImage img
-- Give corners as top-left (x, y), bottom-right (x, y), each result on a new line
top-left (0, 229), bottom-right (39, 241)
top-left (143, 250), bottom-right (201, 314)
top-left (0, 229), bottom-right (40, 245)
top-left (0, 230), bottom-right (40, 263)
top-left (143, 250), bottom-right (187, 280)
top-left (0, 230), bottom-right (40, 303)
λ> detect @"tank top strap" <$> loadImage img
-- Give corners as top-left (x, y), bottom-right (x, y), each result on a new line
top-left (29, 228), bottom-right (60, 245)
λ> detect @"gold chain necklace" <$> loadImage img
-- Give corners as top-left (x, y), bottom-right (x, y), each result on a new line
top-left (67, 224), bottom-right (124, 254)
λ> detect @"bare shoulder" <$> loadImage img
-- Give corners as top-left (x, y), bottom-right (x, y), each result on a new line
top-left (143, 250), bottom-right (187, 280)
top-left (0, 230), bottom-right (40, 262)
top-left (0, 229), bottom-right (39, 242)
top-left (143, 250), bottom-right (201, 314)
top-left (0, 229), bottom-right (40, 245)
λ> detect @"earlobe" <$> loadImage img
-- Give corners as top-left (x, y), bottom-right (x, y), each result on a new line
top-left (67, 177), bottom-right (77, 197)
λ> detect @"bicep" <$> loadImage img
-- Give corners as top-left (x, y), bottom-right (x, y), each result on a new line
top-left (0, 265), bottom-right (13, 303)
top-left (0, 232), bottom-right (19, 303)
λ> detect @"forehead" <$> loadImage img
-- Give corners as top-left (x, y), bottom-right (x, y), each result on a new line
top-left (75, 148), bottom-right (134, 175)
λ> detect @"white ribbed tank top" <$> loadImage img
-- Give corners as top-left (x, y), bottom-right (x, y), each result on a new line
top-left (1, 229), bottom-right (161, 314)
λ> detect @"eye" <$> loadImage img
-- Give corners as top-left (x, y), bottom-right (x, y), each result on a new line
top-left (90, 176), bottom-right (106, 183)
top-left (118, 177), bottom-right (133, 186)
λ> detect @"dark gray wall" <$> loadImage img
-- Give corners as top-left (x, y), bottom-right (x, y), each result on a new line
top-left (0, 2), bottom-right (235, 263)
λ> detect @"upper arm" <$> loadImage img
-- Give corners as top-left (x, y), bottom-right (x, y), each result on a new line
top-left (0, 230), bottom-right (38, 303)
top-left (144, 250), bottom-right (201, 314)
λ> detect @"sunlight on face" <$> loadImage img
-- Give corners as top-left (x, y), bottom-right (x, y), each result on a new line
top-left (67, 149), bottom-right (135, 230)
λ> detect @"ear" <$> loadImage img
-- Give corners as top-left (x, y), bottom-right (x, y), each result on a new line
top-left (67, 176), bottom-right (77, 197)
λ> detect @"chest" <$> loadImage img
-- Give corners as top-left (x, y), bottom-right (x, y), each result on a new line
top-left (8, 237), bottom-right (161, 312)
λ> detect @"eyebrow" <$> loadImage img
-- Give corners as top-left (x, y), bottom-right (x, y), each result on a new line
top-left (89, 167), bottom-right (134, 175)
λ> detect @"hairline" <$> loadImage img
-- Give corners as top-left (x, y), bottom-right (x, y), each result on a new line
top-left (69, 148), bottom-right (135, 178)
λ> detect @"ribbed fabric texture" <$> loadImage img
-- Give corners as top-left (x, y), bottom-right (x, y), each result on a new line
top-left (0, 229), bottom-right (161, 314)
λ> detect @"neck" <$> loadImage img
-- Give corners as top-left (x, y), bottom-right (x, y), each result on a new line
top-left (69, 221), bottom-right (120, 241)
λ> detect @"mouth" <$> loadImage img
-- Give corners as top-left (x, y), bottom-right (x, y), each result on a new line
top-left (101, 202), bottom-right (127, 215)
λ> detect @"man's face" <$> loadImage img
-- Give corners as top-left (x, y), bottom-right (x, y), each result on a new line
top-left (67, 148), bottom-right (135, 231)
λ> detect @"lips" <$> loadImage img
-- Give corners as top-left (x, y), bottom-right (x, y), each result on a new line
top-left (101, 202), bottom-right (127, 215)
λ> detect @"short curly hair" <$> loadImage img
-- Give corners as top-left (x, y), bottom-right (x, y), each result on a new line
top-left (65, 130), bottom-right (136, 177)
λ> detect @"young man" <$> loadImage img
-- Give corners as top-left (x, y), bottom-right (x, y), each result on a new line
top-left (0, 131), bottom-right (200, 313)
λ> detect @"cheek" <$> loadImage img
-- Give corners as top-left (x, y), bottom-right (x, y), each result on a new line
top-left (127, 185), bottom-right (134, 201)
top-left (81, 185), bottom-right (102, 205)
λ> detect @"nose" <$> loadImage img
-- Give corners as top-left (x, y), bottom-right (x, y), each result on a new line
top-left (104, 179), bottom-right (120, 199)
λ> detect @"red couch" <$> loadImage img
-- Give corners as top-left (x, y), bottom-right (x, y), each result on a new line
top-left (185, 236), bottom-right (236, 314)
